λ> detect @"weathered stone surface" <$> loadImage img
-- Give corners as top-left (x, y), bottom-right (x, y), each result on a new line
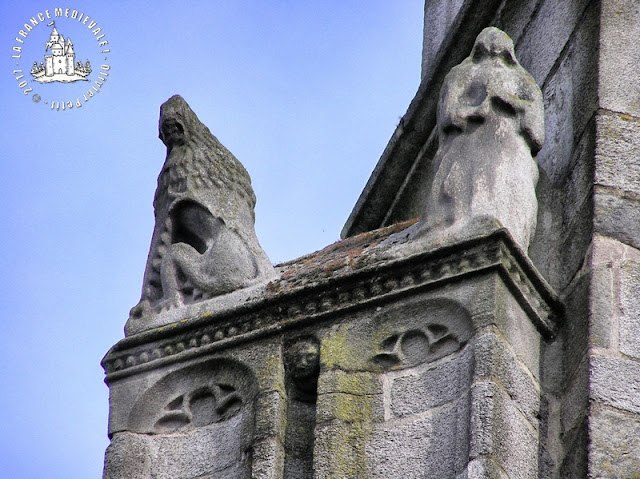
top-left (103, 432), bottom-right (151, 479)
top-left (560, 358), bottom-right (588, 436)
top-left (590, 236), bottom-right (640, 351)
top-left (559, 194), bottom-right (593, 289)
top-left (316, 371), bottom-right (385, 427)
top-left (537, 1), bottom-right (598, 184)
top-left (596, 111), bottom-right (640, 196)
top-left (493, 277), bottom-right (545, 378)
top-left (620, 259), bottom-right (640, 359)
top-left (599, 0), bottom-right (640, 118)
top-left (416, 27), bottom-right (544, 252)
top-left (320, 294), bottom-right (474, 373)
top-left (473, 333), bottom-right (541, 430)
top-left (104, 183), bottom-right (563, 478)
top-left (421, 0), bottom-right (466, 80)
top-left (466, 456), bottom-right (510, 478)
top-left (594, 187), bottom-right (640, 251)
top-left (314, 419), bottom-right (372, 478)
top-left (589, 406), bottom-right (640, 478)
top-left (366, 394), bottom-right (471, 478)
top-left (103, 358), bottom-right (259, 478)
top-left (126, 358), bottom-right (257, 435)
top-left (254, 390), bottom-right (286, 441)
top-left (495, 0), bottom-right (541, 47)
top-left (251, 438), bottom-right (284, 479)
top-left (390, 345), bottom-right (473, 418)
top-left (283, 336), bottom-right (320, 479)
top-left (317, 370), bottom-right (382, 397)
top-left (469, 381), bottom-right (541, 479)
top-left (562, 273), bottom-right (590, 381)
top-left (515, 0), bottom-right (591, 86)
top-left (126, 95), bottom-right (276, 335)
top-left (148, 419), bottom-right (251, 479)
top-left (559, 418), bottom-right (588, 479)
top-left (591, 355), bottom-right (640, 414)
top-left (104, 423), bottom-right (252, 479)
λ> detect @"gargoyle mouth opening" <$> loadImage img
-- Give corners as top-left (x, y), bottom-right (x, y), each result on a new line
top-left (170, 200), bottom-right (223, 254)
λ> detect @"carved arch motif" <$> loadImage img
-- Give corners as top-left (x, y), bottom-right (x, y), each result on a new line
top-left (371, 297), bottom-right (472, 370)
top-left (127, 357), bottom-right (257, 434)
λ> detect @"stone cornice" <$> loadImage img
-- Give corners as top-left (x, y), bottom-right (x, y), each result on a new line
top-left (102, 229), bottom-right (562, 383)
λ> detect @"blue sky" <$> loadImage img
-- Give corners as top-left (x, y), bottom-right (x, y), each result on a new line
top-left (1, 1), bottom-right (422, 477)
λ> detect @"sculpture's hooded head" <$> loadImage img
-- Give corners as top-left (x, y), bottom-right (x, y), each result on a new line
top-left (471, 27), bottom-right (517, 66)
top-left (155, 95), bottom-right (257, 218)
top-left (159, 95), bottom-right (209, 151)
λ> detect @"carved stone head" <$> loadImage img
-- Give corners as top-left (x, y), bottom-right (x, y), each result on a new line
top-left (285, 337), bottom-right (320, 395)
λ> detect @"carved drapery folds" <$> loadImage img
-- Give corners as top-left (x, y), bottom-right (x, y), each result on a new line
top-left (416, 27), bottom-right (544, 252)
top-left (127, 95), bottom-right (275, 335)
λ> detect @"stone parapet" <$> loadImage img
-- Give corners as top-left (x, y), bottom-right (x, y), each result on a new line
top-left (103, 227), bottom-right (562, 478)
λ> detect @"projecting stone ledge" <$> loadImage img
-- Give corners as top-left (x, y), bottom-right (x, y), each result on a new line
top-left (103, 221), bottom-right (563, 479)
top-left (103, 222), bottom-right (561, 381)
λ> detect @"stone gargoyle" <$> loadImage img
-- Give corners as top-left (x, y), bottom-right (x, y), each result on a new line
top-left (415, 27), bottom-right (545, 252)
top-left (127, 95), bottom-right (275, 334)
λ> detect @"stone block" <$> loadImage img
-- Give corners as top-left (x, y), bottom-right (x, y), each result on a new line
top-left (591, 355), bottom-right (640, 414)
top-left (559, 417), bottom-right (588, 479)
top-left (528, 170), bottom-right (563, 290)
top-left (496, 0), bottom-right (541, 46)
top-left (107, 367), bottom-right (178, 435)
top-left (560, 119), bottom-right (596, 228)
top-left (314, 420), bottom-right (370, 478)
top-left (320, 293), bottom-right (474, 373)
top-left (590, 261), bottom-right (615, 349)
top-left (594, 187), bottom-right (640, 250)
top-left (473, 333), bottom-right (541, 430)
top-left (422, 0), bottom-right (467, 79)
top-left (620, 259), bottom-right (640, 359)
top-left (599, 0), bottom-right (640, 118)
top-left (317, 370), bottom-right (382, 396)
top-left (148, 421), bottom-right (251, 479)
top-left (251, 438), bottom-right (284, 479)
top-left (390, 345), bottom-right (473, 418)
top-left (234, 340), bottom-right (285, 395)
top-left (316, 391), bottom-right (382, 425)
top-left (540, 329), bottom-right (565, 396)
top-left (562, 274), bottom-right (590, 381)
top-left (494, 279), bottom-right (541, 380)
top-left (538, 2), bottom-right (598, 184)
top-left (560, 358), bottom-right (588, 435)
top-left (596, 111), bottom-right (640, 196)
top-left (467, 456), bottom-right (511, 478)
top-left (515, 0), bottom-right (591, 86)
top-left (103, 432), bottom-right (151, 479)
top-left (254, 390), bottom-right (286, 441)
top-left (469, 381), bottom-right (540, 479)
top-left (559, 196), bottom-right (593, 290)
top-left (366, 396), bottom-right (471, 478)
top-left (589, 406), bottom-right (640, 478)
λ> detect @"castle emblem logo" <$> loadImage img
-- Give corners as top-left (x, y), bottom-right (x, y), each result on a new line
top-left (10, 8), bottom-right (112, 111)
top-left (31, 22), bottom-right (92, 83)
